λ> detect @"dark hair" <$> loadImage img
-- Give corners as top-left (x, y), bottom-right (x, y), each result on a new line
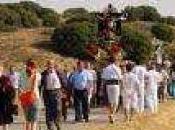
top-left (26, 59), bottom-right (36, 69)
top-left (126, 63), bottom-right (134, 72)
top-left (109, 56), bottom-right (116, 63)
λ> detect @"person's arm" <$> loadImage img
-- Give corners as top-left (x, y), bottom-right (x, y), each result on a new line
top-left (122, 74), bottom-right (126, 92)
top-left (18, 71), bottom-right (24, 93)
top-left (37, 72), bottom-right (42, 97)
top-left (135, 75), bottom-right (140, 97)
top-left (118, 67), bottom-right (122, 80)
top-left (39, 71), bottom-right (46, 95)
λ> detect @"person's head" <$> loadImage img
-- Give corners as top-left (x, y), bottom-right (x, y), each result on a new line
top-left (47, 60), bottom-right (55, 70)
top-left (26, 59), bottom-right (36, 76)
top-left (109, 56), bottom-right (120, 66)
top-left (84, 61), bottom-right (91, 70)
top-left (77, 60), bottom-right (85, 71)
top-left (126, 63), bottom-right (134, 72)
top-left (109, 56), bottom-right (115, 64)
top-left (148, 62), bottom-right (156, 71)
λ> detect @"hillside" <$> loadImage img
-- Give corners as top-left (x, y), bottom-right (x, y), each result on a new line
top-left (0, 28), bottom-right (75, 71)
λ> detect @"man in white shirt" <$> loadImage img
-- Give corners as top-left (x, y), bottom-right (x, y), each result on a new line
top-left (133, 64), bottom-right (147, 113)
top-left (41, 60), bottom-right (62, 130)
top-left (8, 66), bottom-right (20, 89)
top-left (102, 57), bottom-right (122, 123)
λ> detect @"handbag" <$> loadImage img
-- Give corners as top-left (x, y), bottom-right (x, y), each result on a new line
top-left (8, 104), bottom-right (18, 115)
top-left (19, 90), bottom-right (36, 107)
top-left (19, 74), bottom-right (36, 107)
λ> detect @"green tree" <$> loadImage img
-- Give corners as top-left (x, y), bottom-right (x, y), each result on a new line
top-left (19, 1), bottom-right (42, 14)
top-left (164, 43), bottom-right (175, 60)
top-left (120, 27), bottom-right (154, 64)
top-left (5, 3), bottom-right (41, 28)
top-left (160, 16), bottom-right (175, 26)
top-left (63, 8), bottom-right (93, 24)
top-left (151, 23), bottom-right (174, 42)
top-left (51, 22), bottom-right (97, 59)
top-left (0, 7), bottom-right (21, 27)
top-left (39, 8), bottom-right (60, 27)
top-left (63, 8), bottom-right (88, 18)
top-left (124, 6), bottom-right (161, 21)
top-left (17, 8), bottom-right (41, 27)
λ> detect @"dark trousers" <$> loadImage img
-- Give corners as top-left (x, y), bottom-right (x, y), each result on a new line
top-left (43, 90), bottom-right (62, 130)
top-left (62, 98), bottom-right (69, 121)
top-left (73, 89), bottom-right (89, 121)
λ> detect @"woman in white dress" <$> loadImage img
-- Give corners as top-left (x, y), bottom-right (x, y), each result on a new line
top-left (123, 63), bottom-right (139, 121)
top-left (145, 64), bottom-right (160, 114)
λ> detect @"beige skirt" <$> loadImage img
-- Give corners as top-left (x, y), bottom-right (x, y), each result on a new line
top-left (106, 85), bottom-right (120, 105)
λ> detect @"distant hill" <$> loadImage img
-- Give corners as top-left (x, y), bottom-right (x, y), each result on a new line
top-left (0, 28), bottom-right (75, 71)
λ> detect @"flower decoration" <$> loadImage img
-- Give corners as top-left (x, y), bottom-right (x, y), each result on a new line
top-left (85, 43), bottom-right (99, 57)
top-left (108, 43), bottom-right (122, 55)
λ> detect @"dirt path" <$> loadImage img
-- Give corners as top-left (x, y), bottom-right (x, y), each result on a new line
top-left (8, 100), bottom-right (175, 130)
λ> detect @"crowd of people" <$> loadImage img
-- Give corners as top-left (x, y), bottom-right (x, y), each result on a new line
top-left (0, 57), bottom-right (175, 130)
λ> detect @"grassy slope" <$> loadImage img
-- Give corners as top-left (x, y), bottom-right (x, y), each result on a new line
top-left (0, 28), bottom-right (75, 71)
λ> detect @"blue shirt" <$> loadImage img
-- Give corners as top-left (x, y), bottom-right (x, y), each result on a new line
top-left (70, 70), bottom-right (90, 90)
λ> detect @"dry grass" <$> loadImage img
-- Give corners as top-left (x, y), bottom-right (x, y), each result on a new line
top-left (83, 100), bottom-right (175, 130)
top-left (0, 28), bottom-right (75, 71)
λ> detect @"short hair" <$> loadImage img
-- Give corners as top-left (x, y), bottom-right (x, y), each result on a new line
top-left (26, 59), bottom-right (36, 69)
top-left (109, 56), bottom-right (116, 63)
top-left (126, 63), bottom-right (134, 72)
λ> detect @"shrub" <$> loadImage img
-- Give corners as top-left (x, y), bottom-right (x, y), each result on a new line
top-left (151, 23), bottom-right (174, 42)
top-left (51, 22), bottom-right (97, 59)
top-left (120, 27), bottom-right (154, 64)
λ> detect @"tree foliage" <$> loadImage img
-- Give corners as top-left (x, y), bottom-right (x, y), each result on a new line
top-left (164, 43), bottom-right (175, 60)
top-left (0, 1), bottom-right (60, 30)
top-left (39, 8), bottom-right (60, 27)
top-left (159, 16), bottom-right (175, 26)
top-left (120, 27), bottom-right (154, 64)
top-left (51, 22), bottom-right (97, 59)
top-left (151, 23), bottom-right (174, 42)
top-left (63, 8), bottom-right (94, 24)
top-left (0, 7), bottom-right (21, 27)
top-left (124, 6), bottom-right (161, 21)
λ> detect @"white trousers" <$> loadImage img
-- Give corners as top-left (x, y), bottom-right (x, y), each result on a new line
top-left (138, 85), bottom-right (144, 113)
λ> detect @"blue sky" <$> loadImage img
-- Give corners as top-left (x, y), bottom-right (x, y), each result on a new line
top-left (1, 0), bottom-right (175, 16)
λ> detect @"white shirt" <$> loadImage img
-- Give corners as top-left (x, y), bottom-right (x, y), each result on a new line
top-left (46, 70), bottom-right (61, 90)
top-left (8, 72), bottom-right (20, 89)
top-left (172, 72), bottom-right (175, 81)
top-left (161, 70), bottom-right (169, 79)
top-left (145, 70), bottom-right (160, 94)
top-left (133, 65), bottom-right (147, 86)
top-left (102, 63), bottom-right (122, 80)
top-left (123, 72), bottom-right (139, 95)
top-left (85, 69), bottom-right (97, 89)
